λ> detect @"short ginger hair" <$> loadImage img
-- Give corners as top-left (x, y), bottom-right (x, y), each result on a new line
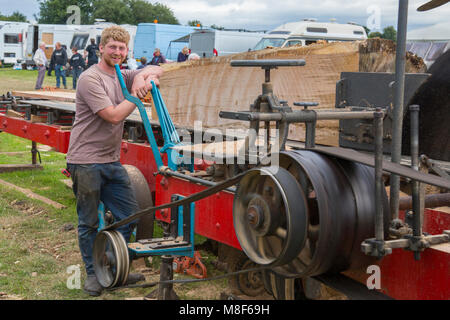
top-left (100, 25), bottom-right (130, 47)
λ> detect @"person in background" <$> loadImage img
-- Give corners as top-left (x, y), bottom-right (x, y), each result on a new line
top-left (33, 41), bottom-right (48, 90)
top-left (137, 56), bottom-right (147, 69)
top-left (69, 46), bottom-right (85, 90)
top-left (149, 48), bottom-right (166, 65)
top-left (177, 46), bottom-right (189, 62)
top-left (50, 42), bottom-right (68, 89)
top-left (127, 54), bottom-right (138, 70)
top-left (84, 38), bottom-right (99, 69)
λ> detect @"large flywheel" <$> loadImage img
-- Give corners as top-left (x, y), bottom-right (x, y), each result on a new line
top-left (93, 230), bottom-right (130, 288)
top-left (233, 150), bottom-right (389, 278)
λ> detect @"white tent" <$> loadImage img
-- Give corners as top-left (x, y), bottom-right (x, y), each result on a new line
top-left (407, 22), bottom-right (450, 41)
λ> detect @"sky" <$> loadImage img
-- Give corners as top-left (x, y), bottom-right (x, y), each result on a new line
top-left (0, 0), bottom-right (449, 33)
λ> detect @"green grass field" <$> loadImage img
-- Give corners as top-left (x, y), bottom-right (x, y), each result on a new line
top-left (0, 68), bottom-right (229, 300)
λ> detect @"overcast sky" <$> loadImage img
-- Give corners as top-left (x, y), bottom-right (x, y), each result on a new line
top-left (1, 0), bottom-right (449, 32)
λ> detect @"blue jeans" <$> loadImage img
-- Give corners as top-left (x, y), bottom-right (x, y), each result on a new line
top-left (72, 67), bottom-right (83, 89)
top-left (67, 162), bottom-right (139, 275)
top-left (55, 64), bottom-right (66, 88)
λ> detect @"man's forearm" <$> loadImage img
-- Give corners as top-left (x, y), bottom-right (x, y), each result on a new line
top-left (97, 99), bottom-right (137, 125)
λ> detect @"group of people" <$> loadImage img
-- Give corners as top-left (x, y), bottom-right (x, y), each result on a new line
top-left (136, 46), bottom-right (199, 69)
top-left (33, 38), bottom-right (100, 90)
top-left (33, 39), bottom-right (199, 90)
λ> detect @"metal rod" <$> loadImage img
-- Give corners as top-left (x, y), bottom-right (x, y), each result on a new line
top-left (410, 104), bottom-right (422, 260)
top-left (390, 0), bottom-right (409, 220)
top-left (374, 110), bottom-right (385, 241)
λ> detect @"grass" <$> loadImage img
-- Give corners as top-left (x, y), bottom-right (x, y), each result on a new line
top-left (0, 68), bottom-right (63, 93)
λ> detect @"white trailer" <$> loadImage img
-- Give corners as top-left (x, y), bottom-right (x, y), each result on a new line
top-left (253, 19), bottom-right (367, 50)
top-left (0, 21), bottom-right (30, 65)
top-left (189, 29), bottom-right (265, 58)
top-left (24, 23), bottom-right (88, 67)
top-left (70, 22), bottom-right (137, 59)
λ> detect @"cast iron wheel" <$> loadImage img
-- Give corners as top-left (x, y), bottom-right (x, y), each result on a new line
top-left (93, 230), bottom-right (130, 288)
top-left (228, 250), bottom-right (265, 297)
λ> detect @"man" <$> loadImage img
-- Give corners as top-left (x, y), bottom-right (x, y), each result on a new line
top-left (66, 25), bottom-right (163, 296)
top-left (33, 41), bottom-right (48, 90)
top-left (50, 42), bottom-right (68, 89)
top-left (84, 38), bottom-right (99, 68)
top-left (149, 48), bottom-right (166, 65)
top-left (69, 46), bottom-right (85, 89)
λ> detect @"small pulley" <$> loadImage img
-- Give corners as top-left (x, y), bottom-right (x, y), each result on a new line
top-left (233, 166), bottom-right (308, 267)
top-left (93, 230), bottom-right (130, 288)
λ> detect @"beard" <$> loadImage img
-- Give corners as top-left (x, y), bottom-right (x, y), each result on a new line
top-left (102, 54), bottom-right (126, 68)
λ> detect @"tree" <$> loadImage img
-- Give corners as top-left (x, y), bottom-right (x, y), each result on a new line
top-left (0, 11), bottom-right (28, 22)
top-left (92, 0), bottom-right (133, 24)
top-left (210, 24), bottom-right (225, 30)
top-left (187, 20), bottom-right (202, 27)
top-left (37, 0), bottom-right (94, 24)
top-left (368, 31), bottom-right (383, 38)
top-left (37, 0), bottom-right (179, 25)
top-left (126, 0), bottom-right (179, 24)
top-left (382, 26), bottom-right (397, 42)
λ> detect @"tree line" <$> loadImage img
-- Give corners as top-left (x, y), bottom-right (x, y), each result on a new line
top-left (36, 0), bottom-right (179, 25)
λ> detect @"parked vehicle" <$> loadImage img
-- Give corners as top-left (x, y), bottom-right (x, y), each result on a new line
top-left (0, 21), bottom-right (30, 65)
top-left (71, 22), bottom-right (137, 60)
top-left (189, 29), bottom-right (265, 58)
top-left (253, 19), bottom-right (367, 50)
top-left (133, 23), bottom-right (199, 61)
top-left (24, 23), bottom-right (87, 67)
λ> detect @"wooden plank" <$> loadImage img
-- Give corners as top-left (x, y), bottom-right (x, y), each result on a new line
top-left (0, 178), bottom-right (66, 209)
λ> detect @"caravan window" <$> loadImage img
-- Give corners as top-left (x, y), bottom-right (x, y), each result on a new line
top-left (71, 34), bottom-right (89, 50)
top-left (286, 40), bottom-right (302, 47)
top-left (4, 34), bottom-right (20, 44)
top-left (253, 38), bottom-right (285, 50)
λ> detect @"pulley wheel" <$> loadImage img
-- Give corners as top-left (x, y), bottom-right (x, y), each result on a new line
top-left (93, 230), bottom-right (130, 288)
top-left (233, 166), bottom-right (308, 267)
top-left (123, 165), bottom-right (154, 240)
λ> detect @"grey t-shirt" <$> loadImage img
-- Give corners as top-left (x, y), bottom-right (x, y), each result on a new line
top-left (66, 64), bottom-right (139, 164)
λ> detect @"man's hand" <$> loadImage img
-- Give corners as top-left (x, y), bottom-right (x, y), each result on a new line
top-left (131, 65), bottom-right (164, 99)
top-left (131, 74), bottom-right (153, 99)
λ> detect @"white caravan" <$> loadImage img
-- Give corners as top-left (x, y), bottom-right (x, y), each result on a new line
top-left (189, 29), bottom-right (265, 58)
top-left (0, 21), bottom-right (30, 65)
top-left (71, 22), bottom-right (137, 59)
top-left (253, 19), bottom-right (367, 50)
top-left (24, 23), bottom-right (88, 66)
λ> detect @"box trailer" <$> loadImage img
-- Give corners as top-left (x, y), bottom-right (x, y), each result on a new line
top-left (133, 23), bottom-right (198, 62)
top-left (189, 29), bottom-right (265, 58)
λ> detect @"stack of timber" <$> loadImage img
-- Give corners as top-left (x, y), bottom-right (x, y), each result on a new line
top-left (12, 39), bottom-right (426, 147)
top-left (158, 38), bottom-right (426, 146)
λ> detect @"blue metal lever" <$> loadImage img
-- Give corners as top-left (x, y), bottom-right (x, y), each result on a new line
top-left (114, 64), bottom-right (164, 169)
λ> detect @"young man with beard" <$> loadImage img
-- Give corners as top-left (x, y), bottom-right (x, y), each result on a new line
top-left (66, 25), bottom-right (163, 296)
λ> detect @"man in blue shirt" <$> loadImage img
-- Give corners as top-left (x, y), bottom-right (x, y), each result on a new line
top-left (149, 48), bottom-right (166, 65)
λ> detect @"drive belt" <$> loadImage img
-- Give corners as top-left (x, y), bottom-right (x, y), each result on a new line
top-left (103, 172), bottom-right (246, 231)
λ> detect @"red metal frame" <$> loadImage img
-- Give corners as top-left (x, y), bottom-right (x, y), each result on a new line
top-left (1, 112), bottom-right (449, 300)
